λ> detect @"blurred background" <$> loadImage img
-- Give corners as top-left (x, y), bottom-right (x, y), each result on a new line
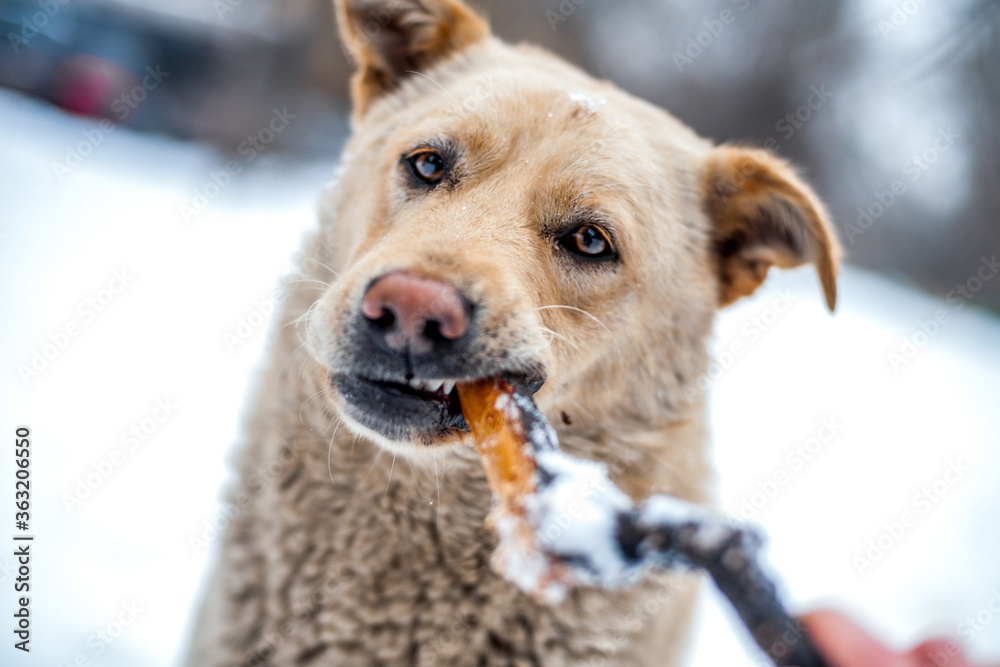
top-left (1, 1), bottom-right (999, 666)
top-left (3, 0), bottom-right (998, 310)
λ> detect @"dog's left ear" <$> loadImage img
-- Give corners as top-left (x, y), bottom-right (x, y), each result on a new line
top-left (702, 146), bottom-right (841, 312)
top-left (334, 0), bottom-right (490, 117)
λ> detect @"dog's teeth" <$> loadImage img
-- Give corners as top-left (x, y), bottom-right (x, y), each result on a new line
top-left (404, 378), bottom-right (451, 395)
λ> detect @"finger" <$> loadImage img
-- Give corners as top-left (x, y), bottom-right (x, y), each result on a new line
top-left (798, 610), bottom-right (910, 667)
top-left (907, 638), bottom-right (972, 667)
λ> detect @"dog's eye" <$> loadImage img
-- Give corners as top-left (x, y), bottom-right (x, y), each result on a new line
top-left (558, 224), bottom-right (616, 260)
top-left (405, 150), bottom-right (446, 185)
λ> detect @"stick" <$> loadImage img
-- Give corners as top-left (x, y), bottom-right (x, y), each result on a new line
top-left (458, 378), bottom-right (829, 667)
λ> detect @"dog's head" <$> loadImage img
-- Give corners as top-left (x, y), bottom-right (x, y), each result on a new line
top-left (306, 0), bottom-right (840, 457)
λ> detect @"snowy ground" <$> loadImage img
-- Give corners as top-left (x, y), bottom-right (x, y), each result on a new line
top-left (1, 89), bottom-right (998, 666)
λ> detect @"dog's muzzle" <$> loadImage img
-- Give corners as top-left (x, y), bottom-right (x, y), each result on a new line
top-left (330, 270), bottom-right (545, 444)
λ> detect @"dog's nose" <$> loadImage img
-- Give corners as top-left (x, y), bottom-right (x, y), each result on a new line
top-left (361, 271), bottom-right (470, 354)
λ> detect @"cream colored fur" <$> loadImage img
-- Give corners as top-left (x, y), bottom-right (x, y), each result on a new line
top-left (186, 2), bottom-right (839, 665)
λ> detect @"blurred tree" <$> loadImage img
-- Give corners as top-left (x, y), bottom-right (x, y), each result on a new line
top-left (7, 0), bottom-right (993, 311)
top-left (248, 0), bottom-right (1000, 312)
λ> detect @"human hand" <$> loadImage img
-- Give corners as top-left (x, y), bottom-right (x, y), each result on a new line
top-left (798, 610), bottom-right (990, 667)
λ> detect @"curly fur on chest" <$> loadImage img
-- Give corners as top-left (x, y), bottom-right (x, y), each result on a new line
top-left (189, 304), bottom-right (694, 667)
top-left (200, 362), bottom-right (698, 667)
top-left (185, 0), bottom-right (840, 662)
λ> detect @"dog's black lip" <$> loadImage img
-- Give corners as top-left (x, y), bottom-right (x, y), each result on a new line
top-left (360, 375), bottom-right (451, 401)
top-left (331, 370), bottom-right (546, 443)
top-left (334, 372), bottom-right (470, 436)
top-left (358, 372), bottom-right (542, 396)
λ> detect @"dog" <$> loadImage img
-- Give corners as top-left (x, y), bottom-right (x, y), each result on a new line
top-left (186, 1), bottom-right (840, 664)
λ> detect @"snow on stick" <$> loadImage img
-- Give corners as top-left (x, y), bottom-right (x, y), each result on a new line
top-left (457, 377), bottom-right (830, 667)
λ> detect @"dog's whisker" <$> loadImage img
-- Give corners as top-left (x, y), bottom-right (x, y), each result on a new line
top-left (432, 450), bottom-right (442, 525)
top-left (280, 298), bottom-right (322, 336)
top-left (280, 339), bottom-right (321, 388)
top-left (303, 257), bottom-right (342, 280)
top-left (276, 342), bottom-right (313, 391)
top-left (401, 457), bottom-right (434, 509)
top-left (384, 454), bottom-right (398, 500)
top-left (405, 70), bottom-right (459, 103)
top-left (294, 321), bottom-right (325, 368)
top-left (284, 278), bottom-right (334, 290)
top-left (279, 330), bottom-right (312, 371)
top-left (299, 387), bottom-right (327, 425)
top-left (537, 326), bottom-right (578, 350)
top-left (605, 181), bottom-right (678, 201)
top-left (274, 278), bottom-right (331, 338)
top-left (533, 304), bottom-right (611, 333)
top-left (345, 447), bottom-right (385, 509)
top-left (327, 418), bottom-right (347, 486)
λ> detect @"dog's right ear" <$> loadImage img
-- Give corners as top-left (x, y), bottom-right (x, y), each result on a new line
top-left (334, 0), bottom-right (490, 117)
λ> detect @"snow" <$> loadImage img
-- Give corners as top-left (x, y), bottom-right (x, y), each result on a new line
top-left (639, 495), bottom-right (711, 529)
top-left (638, 495), bottom-right (735, 555)
top-left (529, 450), bottom-right (634, 588)
top-left (568, 91), bottom-right (605, 114)
top-left (489, 512), bottom-right (561, 603)
top-left (510, 389), bottom-right (560, 454)
top-left (1, 88), bottom-right (999, 666)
